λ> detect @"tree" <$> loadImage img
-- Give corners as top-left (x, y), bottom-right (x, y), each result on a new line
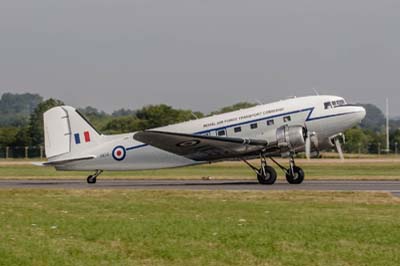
top-left (359, 104), bottom-right (385, 132)
top-left (364, 130), bottom-right (386, 154)
top-left (344, 127), bottom-right (371, 153)
top-left (78, 106), bottom-right (107, 118)
top-left (390, 129), bottom-right (400, 152)
top-left (29, 98), bottom-right (64, 145)
top-left (103, 116), bottom-right (146, 134)
top-left (0, 114), bottom-right (29, 127)
top-left (13, 127), bottom-right (31, 147)
top-left (112, 108), bottom-right (136, 117)
top-left (210, 102), bottom-right (257, 115)
top-left (0, 92), bottom-right (42, 114)
top-left (0, 128), bottom-right (19, 147)
top-left (0, 92), bottom-right (43, 127)
top-left (136, 104), bottom-right (201, 129)
top-left (78, 106), bottom-right (112, 131)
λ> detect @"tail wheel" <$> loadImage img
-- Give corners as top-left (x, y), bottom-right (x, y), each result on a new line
top-left (87, 175), bottom-right (97, 184)
top-left (257, 166), bottom-right (277, 185)
top-left (285, 166), bottom-right (304, 184)
top-left (87, 170), bottom-right (103, 184)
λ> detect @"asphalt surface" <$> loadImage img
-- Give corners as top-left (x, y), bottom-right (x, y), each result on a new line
top-left (0, 179), bottom-right (400, 196)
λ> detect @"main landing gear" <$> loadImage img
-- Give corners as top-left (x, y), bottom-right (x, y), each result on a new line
top-left (242, 153), bottom-right (305, 185)
top-left (87, 170), bottom-right (103, 184)
top-left (271, 155), bottom-right (305, 184)
top-left (242, 155), bottom-right (277, 185)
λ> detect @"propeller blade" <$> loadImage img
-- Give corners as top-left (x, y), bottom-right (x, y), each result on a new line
top-left (334, 138), bottom-right (345, 161)
top-left (305, 131), bottom-right (311, 160)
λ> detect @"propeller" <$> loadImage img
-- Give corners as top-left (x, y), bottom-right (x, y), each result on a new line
top-left (334, 138), bottom-right (344, 161)
top-left (305, 130), bottom-right (311, 160)
top-left (304, 128), bottom-right (345, 161)
top-left (303, 127), bottom-right (317, 160)
top-left (303, 128), bottom-right (320, 160)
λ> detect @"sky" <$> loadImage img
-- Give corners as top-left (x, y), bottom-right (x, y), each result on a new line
top-left (1, 0), bottom-right (400, 115)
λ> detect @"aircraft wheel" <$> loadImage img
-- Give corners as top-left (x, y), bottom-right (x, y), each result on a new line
top-left (87, 175), bottom-right (97, 184)
top-left (285, 166), bottom-right (304, 184)
top-left (257, 166), bottom-right (277, 185)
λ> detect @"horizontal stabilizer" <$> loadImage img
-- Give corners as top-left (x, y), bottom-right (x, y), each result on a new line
top-left (31, 162), bottom-right (47, 167)
top-left (36, 155), bottom-right (96, 166)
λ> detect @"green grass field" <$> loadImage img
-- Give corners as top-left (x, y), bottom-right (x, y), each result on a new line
top-left (0, 190), bottom-right (399, 266)
top-left (2, 159), bottom-right (400, 265)
top-left (1, 158), bottom-right (400, 180)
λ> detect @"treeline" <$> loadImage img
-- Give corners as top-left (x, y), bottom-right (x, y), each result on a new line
top-left (80, 102), bottom-right (256, 134)
top-left (0, 96), bottom-right (63, 147)
top-left (0, 93), bottom-right (256, 148)
top-left (1, 92), bottom-right (400, 154)
top-left (0, 93), bottom-right (43, 127)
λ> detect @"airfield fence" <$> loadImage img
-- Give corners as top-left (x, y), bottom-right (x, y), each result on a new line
top-left (0, 144), bottom-right (399, 159)
top-left (0, 146), bottom-right (44, 159)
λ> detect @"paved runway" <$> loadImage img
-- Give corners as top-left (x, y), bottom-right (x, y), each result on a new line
top-left (0, 179), bottom-right (400, 196)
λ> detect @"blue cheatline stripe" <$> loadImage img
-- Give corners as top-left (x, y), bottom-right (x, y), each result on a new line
top-left (124, 107), bottom-right (358, 152)
top-left (74, 133), bottom-right (81, 144)
top-left (126, 144), bottom-right (148, 151)
top-left (194, 107), bottom-right (314, 135)
top-left (306, 111), bottom-right (357, 121)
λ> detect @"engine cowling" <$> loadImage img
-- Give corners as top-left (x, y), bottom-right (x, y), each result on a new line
top-left (276, 125), bottom-right (306, 151)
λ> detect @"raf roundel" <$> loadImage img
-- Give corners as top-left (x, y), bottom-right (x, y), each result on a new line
top-left (176, 140), bottom-right (200, 147)
top-left (112, 146), bottom-right (126, 161)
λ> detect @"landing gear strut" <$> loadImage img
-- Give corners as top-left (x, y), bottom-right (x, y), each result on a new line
top-left (270, 154), bottom-right (305, 184)
top-left (242, 154), bottom-right (277, 185)
top-left (87, 170), bottom-right (103, 184)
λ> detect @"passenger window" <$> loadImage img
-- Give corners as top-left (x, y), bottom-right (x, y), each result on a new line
top-left (250, 123), bottom-right (258, 129)
top-left (332, 101), bottom-right (338, 107)
top-left (324, 102), bottom-right (332, 109)
top-left (267, 119), bottom-right (274, 126)
top-left (234, 127), bottom-right (242, 133)
top-left (217, 130), bottom-right (226, 136)
top-left (283, 116), bottom-right (291, 123)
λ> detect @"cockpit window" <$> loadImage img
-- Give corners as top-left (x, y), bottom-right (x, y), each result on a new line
top-left (336, 100), bottom-right (346, 106)
top-left (324, 102), bottom-right (332, 109)
top-left (325, 100), bottom-right (346, 109)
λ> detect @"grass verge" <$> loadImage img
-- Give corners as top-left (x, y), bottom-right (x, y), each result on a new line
top-left (1, 159), bottom-right (400, 180)
top-left (0, 190), bottom-right (399, 265)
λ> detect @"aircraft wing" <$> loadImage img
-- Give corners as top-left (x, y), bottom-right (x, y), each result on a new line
top-left (134, 131), bottom-right (270, 161)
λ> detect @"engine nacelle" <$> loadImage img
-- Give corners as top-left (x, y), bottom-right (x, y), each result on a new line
top-left (276, 125), bottom-right (306, 151)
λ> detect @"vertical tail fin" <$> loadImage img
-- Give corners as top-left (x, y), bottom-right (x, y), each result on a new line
top-left (44, 106), bottom-right (101, 160)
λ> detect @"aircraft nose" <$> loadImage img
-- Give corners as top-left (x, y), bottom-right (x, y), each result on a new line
top-left (359, 106), bottom-right (366, 120)
top-left (354, 106), bottom-right (366, 121)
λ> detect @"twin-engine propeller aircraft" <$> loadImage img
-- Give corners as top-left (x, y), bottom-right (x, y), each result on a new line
top-left (40, 95), bottom-right (365, 185)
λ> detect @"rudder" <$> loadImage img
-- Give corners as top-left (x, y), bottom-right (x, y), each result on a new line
top-left (44, 106), bottom-right (101, 160)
